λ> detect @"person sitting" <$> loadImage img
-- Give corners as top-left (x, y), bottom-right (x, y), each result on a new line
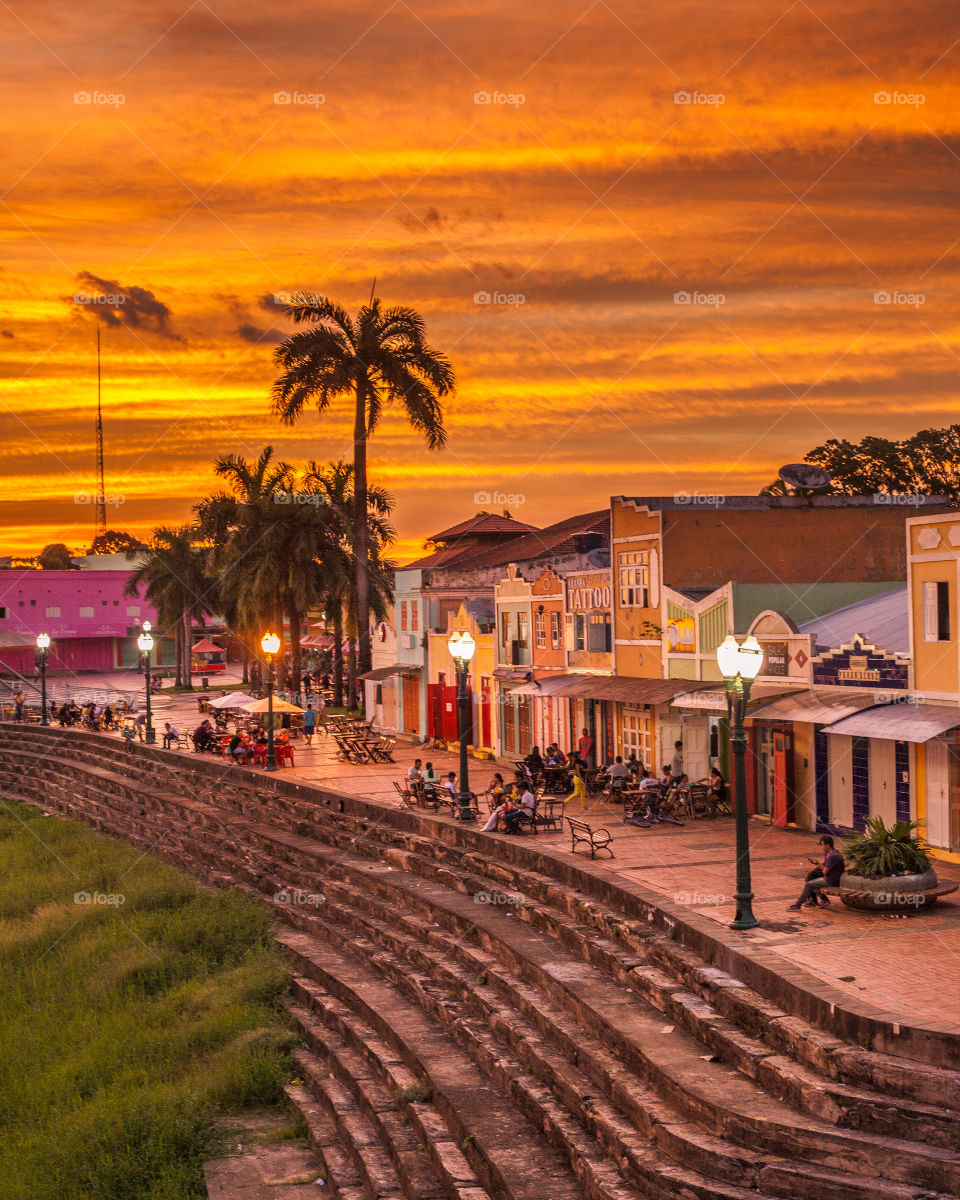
top-left (606, 755), bottom-right (630, 796)
top-left (407, 758), bottom-right (424, 785)
top-left (625, 752), bottom-right (641, 779)
top-left (525, 745), bottom-right (545, 777)
top-left (789, 836), bottom-right (845, 910)
top-left (483, 792), bottom-right (519, 833)
top-left (103, 705), bottom-right (114, 729)
top-left (228, 733), bottom-right (249, 764)
top-left (193, 720), bottom-right (215, 752)
top-left (162, 721), bottom-right (179, 749)
top-left (703, 767), bottom-right (726, 816)
top-left (442, 771), bottom-right (458, 800)
top-left (505, 784), bottom-right (537, 833)
top-left (422, 762), bottom-right (439, 800)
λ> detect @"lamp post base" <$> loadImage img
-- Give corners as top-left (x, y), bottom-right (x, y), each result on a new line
top-left (730, 891), bottom-right (759, 930)
top-left (145, 730), bottom-right (156, 746)
top-left (457, 791), bottom-right (475, 821)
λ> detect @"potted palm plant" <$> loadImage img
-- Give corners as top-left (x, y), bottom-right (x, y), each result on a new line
top-left (839, 818), bottom-right (948, 912)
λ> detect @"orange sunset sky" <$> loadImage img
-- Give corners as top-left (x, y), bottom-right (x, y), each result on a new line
top-left (1, 0), bottom-right (959, 562)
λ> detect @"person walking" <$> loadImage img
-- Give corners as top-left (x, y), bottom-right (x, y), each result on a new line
top-left (302, 703), bottom-right (317, 746)
top-left (563, 756), bottom-right (588, 808)
top-left (788, 836), bottom-right (845, 910)
top-left (13, 690), bottom-right (25, 722)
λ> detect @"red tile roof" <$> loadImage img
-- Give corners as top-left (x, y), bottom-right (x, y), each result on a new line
top-left (428, 512), bottom-right (539, 543)
top-left (402, 510), bottom-right (608, 572)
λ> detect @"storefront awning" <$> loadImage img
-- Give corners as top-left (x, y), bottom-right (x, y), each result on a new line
top-left (822, 701), bottom-right (960, 743)
top-left (560, 676), bottom-right (695, 704)
top-left (361, 664), bottom-right (420, 681)
top-left (494, 668), bottom-right (529, 681)
top-left (508, 673), bottom-right (584, 697)
top-left (670, 682), bottom-right (800, 712)
top-left (749, 686), bottom-right (883, 725)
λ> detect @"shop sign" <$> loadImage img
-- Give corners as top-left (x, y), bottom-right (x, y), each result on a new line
top-left (761, 639), bottom-right (788, 676)
top-left (666, 617), bottom-right (695, 652)
top-left (566, 572), bottom-right (611, 614)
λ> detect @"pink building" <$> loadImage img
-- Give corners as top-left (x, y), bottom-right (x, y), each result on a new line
top-left (0, 570), bottom-right (164, 674)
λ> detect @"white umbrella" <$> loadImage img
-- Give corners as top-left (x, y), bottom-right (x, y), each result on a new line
top-left (208, 691), bottom-right (257, 709)
top-left (241, 696), bottom-right (304, 715)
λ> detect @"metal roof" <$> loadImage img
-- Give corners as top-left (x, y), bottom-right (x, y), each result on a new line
top-left (749, 686), bottom-right (884, 725)
top-left (798, 586), bottom-right (908, 656)
top-left (670, 682), bottom-right (800, 712)
top-left (823, 701), bottom-right (960, 743)
top-left (508, 674), bottom-right (700, 704)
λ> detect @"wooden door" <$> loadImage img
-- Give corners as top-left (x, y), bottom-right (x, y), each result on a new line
top-left (682, 718), bottom-right (710, 785)
top-left (948, 744), bottom-right (960, 851)
top-left (772, 729), bottom-right (790, 827)
top-left (402, 675), bottom-right (420, 735)
top-left (827, 734), bottom-right (853, 828)
top-left (869, 738), bottom-right (897, 827)
top-left (926, 739), bottom-right (949, 848)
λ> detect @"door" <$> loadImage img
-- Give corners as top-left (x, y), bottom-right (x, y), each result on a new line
top-left (427, 683), bottom-right (443, 739)
top-left (771, 729), bottom-right (791, 827)
top-left (869, 738), bottom-right (897, 827)
top-left (926, 740), bottom-right (949, 848)
top-left (755, 725), bottom-right (773, 816)
top-left (948, 745), bottom-right (960, 851)
top-left (401, 675), bottom-right (420, 735)
top-left (682, 718), bottom-right (710, 784)
top-left (828, 734), bottom-right (854, 828)
top-left (518, 698), bottom-right (532, 755)
top-left (480, 677), bottom-right (492, 749)
top-left (659, 716), bottom-right (682, 774)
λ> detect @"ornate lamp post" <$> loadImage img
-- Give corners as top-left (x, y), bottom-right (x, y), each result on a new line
top-left (36, 633), bottom-right (50, 726)
top-left (137, 622), bottom-right (156, 745)
top-left (716, 633), bottom-right (764, 930)
top-left (447, 630), bottom-right (476, 821)
top-left (261, 632), bottom-right (280, 772)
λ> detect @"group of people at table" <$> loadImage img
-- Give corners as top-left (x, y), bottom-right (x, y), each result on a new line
top-left (189, 717), bottom-right (294, 764)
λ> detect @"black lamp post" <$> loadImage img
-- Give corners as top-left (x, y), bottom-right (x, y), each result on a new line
top-left (137, 622), bottom-right (156, 744)
top-left (36, 633), bottom-right (50, 726)
top-left (448, 630), bottom-right (476, 821)
top-left (717, 634), bottom-right (764, 931)
top-left (261, 632), bottom-right (280, 772)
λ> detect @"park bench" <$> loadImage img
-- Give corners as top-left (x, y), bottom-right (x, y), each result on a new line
top-left (566, 815), bottom-right (614, 859)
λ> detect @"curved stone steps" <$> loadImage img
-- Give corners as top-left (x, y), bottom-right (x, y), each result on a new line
top-left (285, 1082), bottom-right (370, 1200)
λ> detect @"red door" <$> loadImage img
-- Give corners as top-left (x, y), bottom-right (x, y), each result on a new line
top-left (428, 683), bottom-right (443, 738)
top-left (480, 677), bottom-right (492, 748)
top-left (772, 730), bottom-right (789, 827)
top-left (442, 683), bottom-right (460, 742)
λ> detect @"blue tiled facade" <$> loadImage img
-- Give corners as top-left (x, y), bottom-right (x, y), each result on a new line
top-left (814, 726), bottom-right (831, 831)
top-left (813, 638), bottom-right (908, 690)
top-left (895, 739), bottom-right (911, 823)
top-left (851, 736), bottom-right (870, 832)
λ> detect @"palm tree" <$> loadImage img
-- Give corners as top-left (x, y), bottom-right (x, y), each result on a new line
top-left (272, 296), bottom-right (454, 676)
top-left (125, 526), bottom-right (211, 687)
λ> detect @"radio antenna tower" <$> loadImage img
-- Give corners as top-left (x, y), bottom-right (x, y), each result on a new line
top-left (95, 328), bottom-right (107, 540)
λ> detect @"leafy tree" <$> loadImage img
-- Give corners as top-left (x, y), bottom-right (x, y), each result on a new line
top-left (88, 530), bottom-right (147, 555)
top-left (272, 296), bottom-right (453, 678)
top-left (762, 424), bottom-right (960, 500)
top-left (38, 543), bottom-right (75, 570)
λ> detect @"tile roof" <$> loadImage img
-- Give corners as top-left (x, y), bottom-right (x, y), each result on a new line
top-left (428, 512), bottom-right (539, 542)
top-left (402, 510), bottom-right (609, 572)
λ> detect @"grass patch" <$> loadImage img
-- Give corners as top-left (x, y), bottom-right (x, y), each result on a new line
top-left (0, 800), bottom-right (295, 1200)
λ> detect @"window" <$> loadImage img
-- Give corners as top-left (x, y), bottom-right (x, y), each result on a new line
top-left (126, 605), bottom-right (140, 617)
top-left (550, 611), bottom-right (562, 648)
top-left (410, 602), bottom-right (418, 632)
top-left (501, 611), bottom-right (511, 647)
top-left (517, 612), bottom-right (529, 648)
top-left (618, 550), bottom-right (649, 608)
top-left (30, 599), bottom-right (36, 606)
top-left (79, 606), bottom-right (94, 618)
top-left (535, 610), bottom-right (546, 650)
top-left (574, 614), bottom-right (586, 651)
top-left (45, 606), bottom-right (60, 618)
top-left (923, 581), bottom-right (951, 642)
top-left (587, 613), bottom-right (612, 652)
top-left (400, 601), bottom-right (408, 632)
top-left (0, 607), bottom-right (6, 619)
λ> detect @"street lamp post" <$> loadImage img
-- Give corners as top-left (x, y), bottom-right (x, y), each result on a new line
top-left (448, 630), bottom-right (477, 821)
top-left (137, 622), bottom-right (156, 745)
top-left (261, 632), bottom-right (280, 772)
top-left (36, 633), bottom-right (50, 726)
top-left (716, 633), bottom-right (764, 931)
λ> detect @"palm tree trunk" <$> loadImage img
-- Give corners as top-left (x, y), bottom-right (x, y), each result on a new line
top-left (241, 641), bottom-right (249, 685)
top-left (174, 621), bottom-right (183, 688)
top-left (332, 606), bottom-right (344, 708)
top-left (288, 592), bottom-right (302, 703)
top-left (182, 604), bottom-right (193, 691)
top-left (354, 384), bottom-right (372, 678)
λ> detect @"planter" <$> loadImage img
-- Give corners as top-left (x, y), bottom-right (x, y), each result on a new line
top-left (838, 868), bottom-right (952, 912)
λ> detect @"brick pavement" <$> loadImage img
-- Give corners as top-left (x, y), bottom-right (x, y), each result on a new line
top-left (132, 697), bottom-right (960, 1029)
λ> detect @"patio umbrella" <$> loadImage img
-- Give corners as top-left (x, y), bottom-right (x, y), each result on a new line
top-left (241, 696), bottom-right (305, 714)
top-left (208, 691), bottom-right (257, 709)
top-left (191, 639), bottom-right (223, 654)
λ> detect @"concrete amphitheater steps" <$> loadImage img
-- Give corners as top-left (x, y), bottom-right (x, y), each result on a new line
top-left (3, 729), bottom-right (960, 1200)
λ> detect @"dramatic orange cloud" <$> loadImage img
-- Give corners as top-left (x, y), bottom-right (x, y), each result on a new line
top-left (1, 0), bottom-right (959, 559)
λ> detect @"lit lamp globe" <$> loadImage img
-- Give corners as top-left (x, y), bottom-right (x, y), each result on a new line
top-left (261, 632), bottom-right (281, 656)
top-left (738, 635), bottom-right (764, 679)
top-left (448, 630), bottom-right (476, 664)
top-left (36, 632), bottom-right (50, 652)
top-left (716, 635), bottom-right (741, 680)
top-left (137, 623), bottom-right (154, 655)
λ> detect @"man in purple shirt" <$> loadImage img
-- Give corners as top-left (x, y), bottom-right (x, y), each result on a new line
top-left (788, 835), bottom-right (845, 910)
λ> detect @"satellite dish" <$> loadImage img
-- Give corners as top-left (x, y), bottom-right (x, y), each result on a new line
top-left (778, 463), bottom-right (831, 493)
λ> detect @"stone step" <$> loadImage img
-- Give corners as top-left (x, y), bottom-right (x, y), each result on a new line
top-left (284, 1083), bottom-right (372, 1200)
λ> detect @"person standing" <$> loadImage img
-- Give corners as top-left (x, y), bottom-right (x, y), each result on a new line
top-left (13, 690), bottom-right (25, 722)
top-left (578, 727), bottom-right (595, 768)
top-left (302, 703), bottom-right (317, 746)
top-left (670, 740), bottom-right (684, 779)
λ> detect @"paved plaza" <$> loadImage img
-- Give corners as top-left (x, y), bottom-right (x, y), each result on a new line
top-left (126, 685), bottom-right (960, 1030)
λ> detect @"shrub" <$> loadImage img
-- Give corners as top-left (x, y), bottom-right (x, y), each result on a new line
top-left (844, 817), bottom-right (931, 879)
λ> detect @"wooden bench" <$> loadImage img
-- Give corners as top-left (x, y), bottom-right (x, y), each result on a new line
top-left (566, 816), bottom-right (614, 859)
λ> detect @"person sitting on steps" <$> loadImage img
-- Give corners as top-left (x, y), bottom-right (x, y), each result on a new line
top-left (788, 835), bottom-right (845, 910)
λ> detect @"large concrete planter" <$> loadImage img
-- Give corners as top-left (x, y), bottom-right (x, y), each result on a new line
top-left (838, 868), bottom-right (946, 912)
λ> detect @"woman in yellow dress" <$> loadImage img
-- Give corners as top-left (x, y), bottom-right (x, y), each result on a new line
top-left (563, 757), bottom-right (588, 808)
